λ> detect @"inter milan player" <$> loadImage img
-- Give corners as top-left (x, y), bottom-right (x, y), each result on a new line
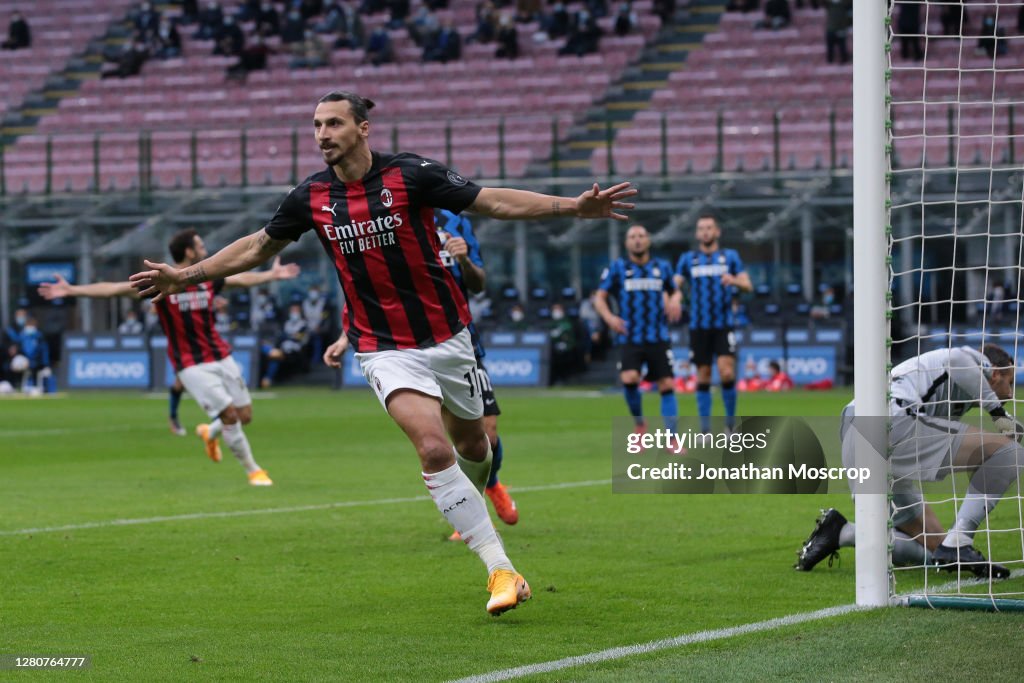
top-left (39, 228), bottom-right (299, 486)
top-left (674, 213), bottom-right (752, 433)
top-left (593, 224), bottom-right (682, 434)
top-left (130, 90), bottom-right (636, 615)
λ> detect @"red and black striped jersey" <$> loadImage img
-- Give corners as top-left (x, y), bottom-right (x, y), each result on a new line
top-left (155, 279), bottom-right (232, 372)
top-left (264, 151), bottom-right (481, 353)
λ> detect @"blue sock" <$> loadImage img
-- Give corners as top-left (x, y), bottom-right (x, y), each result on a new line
top-left (623, 383), bottom-right (644, 426)
top-left (722, 381), bottom-right (738, 430)
top-left (696, 384), bottom-right (712, 433)
top-left (169, 386), bottom-right (183, 420)
top-left (266, 359), bottom-right (280, 382)
top-left (487, 436), bottom-right (504, 489)
top-left (660, 389), bottom-right (678, 433)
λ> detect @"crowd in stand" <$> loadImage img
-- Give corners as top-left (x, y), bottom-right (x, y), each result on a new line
top-left (67, 0), bottom-right (671, 82)
top-left (726, 1), bottom-right (1024, 63)
top-left (1, 10), bottom-right (30, 49)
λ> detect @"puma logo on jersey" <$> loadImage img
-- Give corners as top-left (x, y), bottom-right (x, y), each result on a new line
top-left (321, 203), bottom-right (337, 217)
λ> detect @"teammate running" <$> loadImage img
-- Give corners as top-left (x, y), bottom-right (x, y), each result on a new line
top-left (39, 228), bottom-right (299, 486)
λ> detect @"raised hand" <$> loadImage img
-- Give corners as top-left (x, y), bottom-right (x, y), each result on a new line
top-left (271, 256), bottom-right (301, 280)
top-left (129, 260), bottom-right (187, 303)
top-left (37, 274), bottom-right (72, 300)
top-left (576, 182), bottom-right (638, 221)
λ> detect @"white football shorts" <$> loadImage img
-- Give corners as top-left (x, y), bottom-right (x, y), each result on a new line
top-left (177, 355), bottom-right (252, 419)
top-left (840, 404), bottom-right (968, 527)
top-left (355, 327), bottom-right (483, 420)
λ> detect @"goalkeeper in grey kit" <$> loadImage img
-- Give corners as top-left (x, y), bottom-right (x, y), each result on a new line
top-left (796, 344), bottom-right (1022, 579)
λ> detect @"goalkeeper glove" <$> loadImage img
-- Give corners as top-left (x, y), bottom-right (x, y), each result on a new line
top-left (993, 415), bottom-right (1024, 442)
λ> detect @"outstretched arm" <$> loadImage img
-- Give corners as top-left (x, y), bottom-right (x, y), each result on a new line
top-left (130, 229), bottom-right (290, 302)
top-left (38, 274), bottom-right (139, 300)
top-left (468, 182), bottom-right (637, 221)
top-left (224, 256), bottom-right (301, 289)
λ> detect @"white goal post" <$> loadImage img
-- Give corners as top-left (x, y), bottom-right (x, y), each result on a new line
top-left (857, 0), bottom-right (1024, 610)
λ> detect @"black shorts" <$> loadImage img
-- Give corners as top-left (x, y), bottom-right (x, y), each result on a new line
top-left (618, 342), bottom-right (675, 380)
top-left (477, 358), bottom-right (501, 417)
top-left (689, 327), bottom-right (737, 366)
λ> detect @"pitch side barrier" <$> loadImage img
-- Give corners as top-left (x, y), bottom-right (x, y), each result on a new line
top-left (921, 326), bottom-right (1024, 383)
top-left (337, 330), bottom-right (552, 388)
top-left (671, 325), bottom-right (845, 385)
top-left (60, 334), bottom-right (259, 390)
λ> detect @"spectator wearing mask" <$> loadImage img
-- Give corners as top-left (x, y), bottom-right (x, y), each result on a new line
top-left (118, 309), bottom-right (145, 335)
top-left (281, 8), bottom-right (306, 44)
top-left (423, 19), bottom-right (461, 63)
top-left (977, 13), bottom-right (1006, 59)
top-left (363, 26), bottom-right (394, 65)
top-left (2, 11), bottom-right (31, 49)
top-left (558, 9), bottom-right (602, 57)
top-left (213, 14), bottom-right (244, 55)
top-left (302, 285), bottom-right (329, 364)
top-left (14, 317), bottom-right (51, 393)
top-left (755, 0), bottom-right (791, 30)
top-left (132, 1), bottom-right (161, 41)
top-left (290, 28), bottom-right (329, 68)
top-left (544, 2), bottom-right (571, 39)
top-left (194, 0), bottom-right (224, 39)
top-left (331, 2), bottom-right (364, 48)
top-left (226, 34), bottom-right (274, 82)
top-left (548, 303), bottom-right (580, 384)
top-left (153, 18), bottom-right (182, 59)
top-left (613, 2), bottom-right (636, 36)
top-left (825, 0), bottom-right (852, 64)
top-left (507, 303), bottom-right (528, 331)
top-left (260, 304), bottom-right (310, 387)
top-left (101, 38), bottom-right (150, 79)
top-left (468, 1), bottom-right (497, 43)
top-left (255, 1), bottom-right (281, 36)
top-left (495, 12), bottom-right (518, 59)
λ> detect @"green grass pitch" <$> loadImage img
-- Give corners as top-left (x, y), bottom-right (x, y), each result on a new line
top-left (3, 387), bottom-right (1024, 681)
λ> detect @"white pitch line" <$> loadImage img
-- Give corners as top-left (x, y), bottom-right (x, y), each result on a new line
top-left (0, 479), bottom-right (610, 537)
top-left (449, 604), bottom-right (865, 683)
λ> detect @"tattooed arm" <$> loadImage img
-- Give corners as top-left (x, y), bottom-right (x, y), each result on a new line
top-left (468, 182), bottom-right (638, 222)
top-left (130, 229), bottom-right (291, 302)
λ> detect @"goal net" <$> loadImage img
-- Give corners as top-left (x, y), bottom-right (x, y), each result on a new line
top-left (886, 0), bottom-right (1024, 609)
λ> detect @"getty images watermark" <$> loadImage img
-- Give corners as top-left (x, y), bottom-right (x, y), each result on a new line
top-left (612, 416), bottom-right (886, 494)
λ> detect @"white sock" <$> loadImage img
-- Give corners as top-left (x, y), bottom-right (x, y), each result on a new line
top-left (943, 492), bottom-right (994, 548)
top-left (455, 441), bottom-right (492, 494)
top-left (222, 421), bottom-right (260, 474)
top-left (943, 442), bottom-right (1021, 547)
top-left (423, 463), bottom-right (513, 574)
top-left (838, 522), bottom-right (855, 548)
top-left (208, 418), bottom-right (223, 439)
